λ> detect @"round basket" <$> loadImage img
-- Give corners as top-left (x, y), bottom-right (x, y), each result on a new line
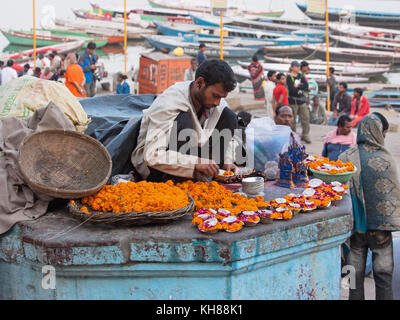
top-left (68, 194), bottom-right (195, 226)
top-left (309, 166), bottom-right (357, 184)
top-left (18, 130), bottom-right (112, 199)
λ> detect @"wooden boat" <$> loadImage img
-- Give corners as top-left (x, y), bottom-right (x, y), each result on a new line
top-left (363, 91), bottom-right (400, 107)
top-left (232, 65), bottom-right (369, 86)
top-left (302, 44), bottom-right (400, 64)
top-left (0, 40), bottom-right (86, 64)
top-left (148, 0), bottom-right (284, 17)
top-left (256, 17), bottom-right (325, 30)
top-left (330, 34), bottom-right (400, 52)
top-left (55, 18), bottom-right (157, 40)
top-left (296, 1), bottom-right (400, 29)
top-left (262, 44), bottom-right (308, 57)
top-left (47, 25), bottom-right (124, 44)
top-left (263, 55), bottom-right (392, 69)
top-left (237, 61), bottom-right (388, 77)
top-left (142, 35), bottom-right (258, 58)
top-left (329, 22), bottom-right (400, 43)
top-left (1, 29), bottom-right (108, 48)
top-left (226, 17), bottom-right (326, 38)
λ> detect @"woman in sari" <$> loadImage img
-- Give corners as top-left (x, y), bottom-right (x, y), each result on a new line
top-left (64, 53), bottom-right (86, 98)
top-left (247, 55), bottom-right (265, 101)
top-left (339, 113), bottom-right (400, 300)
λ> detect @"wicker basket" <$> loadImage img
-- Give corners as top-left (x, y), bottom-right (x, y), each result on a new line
top-left (68, 194), bottom-right (195, 226)
top-left (18, 130), bottom-right (112, 199)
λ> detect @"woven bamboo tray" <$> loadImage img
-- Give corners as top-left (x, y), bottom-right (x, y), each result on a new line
top-left (68, 194), bottom-right (195, 226)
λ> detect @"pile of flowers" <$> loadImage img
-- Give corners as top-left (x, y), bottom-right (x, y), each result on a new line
top-left (77, 180), bottom-right (189, 214)
top-left (176, 180), bottom-right (269, 214)
top-left (307, 157), bottom-right (355, 174)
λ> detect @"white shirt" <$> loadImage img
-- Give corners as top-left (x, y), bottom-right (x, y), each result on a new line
top-left (1, 67), bottom-right (18, 85)
top-left (184, 68), bottom-right (195, 81)
top-left (264, 81), bottom-right (275, 118)
top-left (36, 57), bottom-right (51, 70)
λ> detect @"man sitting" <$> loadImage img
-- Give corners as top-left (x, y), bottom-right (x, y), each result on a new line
top-left (328, 82), bottom-right (352, 126)
top-left (274, 105), bottom-right (301, 145)
top-left (322, 115), bottom-right (356, 161)
top-left (310, 96), bottom-right (327, 125)
top-left (131, 59), bottom-right (241, 182)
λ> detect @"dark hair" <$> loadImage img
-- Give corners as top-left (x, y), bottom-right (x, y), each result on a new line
top-left (34, 67), bottom-right (41, 73)
top-left (195, 59), bottom-right (237, 92)
top-left (329, 67), bottom-right (335, 74)
top-left (87, 42), bottom-right (97, 50)
top-left (337, 115), bottom-right (352, 127)
top-left (339, 82), bottom-right (348, 89)
top-left (38, 53), bottom-right (44, 59)
top-left (0, 61), bottom-right (4, 67)
top-left (237, 111), bottom-right (252, 127)
top-left (276, 72), bottom-right (286, 80)
top-left (52, 50), bottom-right (58, 55)
top-left (267, 70), bottom-right (276, 80)
top-left (117, 72), bottom-right (128, 80)
top-left (24, 63), bottom-right (30, 69)
top-left (275, 104), bottom-right (292, 117)
top-left (199, 43), bottom-right (206, 49)
top-left (191, 58), bottom-right (197, 63)
top-left (48, 53), bottom-right (55, 59)
top-left (252, 54), bottom-right (258, 62)
top-left (372, 112), bottom-right (389, 132)
top-left (300, 61), bottom-right (309, 68)
top-left (354, 88), bottom-right (363, 96)
top-left (7, 60), bottom-right (13, 67)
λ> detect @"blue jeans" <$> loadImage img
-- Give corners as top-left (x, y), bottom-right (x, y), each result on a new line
top-left (347, 230), bottom-right (394, 300)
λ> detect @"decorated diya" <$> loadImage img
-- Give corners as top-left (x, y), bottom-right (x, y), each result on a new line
top-left (257, 209), bottom-right (273, 224)
top-left (238, 211), bottom-right (260, 227)
top-left (198, 217), bottom-right (223, 234)
top-left (221, 216), bottom-right (244, 233)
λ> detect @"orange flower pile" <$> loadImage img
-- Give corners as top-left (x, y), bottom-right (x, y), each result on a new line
top-left (176, 181), bottom-right (269, 214)
top-left (80, 181), bottom-right (189, 213)
top-left (271, 209), bottom-right (293, 220)
top-left (223, 171), bottom-right (234, 176)
top-left (221, 218), bottom-right (244, 232)
top-left (308, 158), bottom-right (355, 174)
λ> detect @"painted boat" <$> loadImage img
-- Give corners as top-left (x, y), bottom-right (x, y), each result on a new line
top-left (302, 44), bottom-right (400, 64)
top-left (263, 55), bottom-right (392, 69)
top-left (47, 25), bottom-right (124, 44)
top-left (262, 44), bottom-right (308, 57)
top-left (226, 17), bottom-right (326, 38)
top-left (330, 34), bottom-right (400, 52)
top-left (0, 29), bottom-right (108, 48)
top-left (363, 91), bottom-right (400, 107)
top-left (232, 65), bottom-right (369, 85)
top-left (329, 22), bottom-right (400, 43)
top-left (237, 61), bottom-right (388, 77)
top-left (0, 40), bottom-right (86, 64)
top-left (296, 1), bottom-right (400, 29)
top-left (148, 0), bottom-right (284, 17)
top-left (142, 35), bottom-right (257, 58)
top-left (55, 18), bottom-right (157, 40)
top-left (257, 17), bottom-right (325, 30)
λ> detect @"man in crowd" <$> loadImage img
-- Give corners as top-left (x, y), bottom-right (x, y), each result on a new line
top-left (274, 105), bottom-right (301, 144)
top-left (0, 60), bottom-right (18, 85)
top-left (264, 70), bottom-right (276, 118)
top-left (287, 60), bottom-right (310, 144)
top-left (329, 82), bottom-right (352, 126)
top-left (184, 58), bottom-right (198, 81)
top-left (273, 73), bottom-right (288, 108)
top-left (33, 67), bottom-right (41, 78)
top-left (350, 88), bottom-right (370, 128)
top-left (310, 95), bottom-right (327, 125)
top-left (327, 67), bottom-right (337, 110)
top-left (78, 41), bottom-right (98, 97)
top-left (131, 59), bottom-right (241, 182)
top-left (49, 51), bottom-right (62, 74)
top-left (197, 43), bottom-right (207, 66)
top-left (36, 53), bottom-right (50, 70)
top-left (322, 115), bottom-right (356, 161)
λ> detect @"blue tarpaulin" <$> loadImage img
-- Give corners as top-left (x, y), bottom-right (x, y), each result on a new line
top-left (79, 94), bottom-right (156, 177)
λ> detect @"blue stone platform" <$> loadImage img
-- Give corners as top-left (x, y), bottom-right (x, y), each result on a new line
top-left (0, 187), bottom-right (352, 300)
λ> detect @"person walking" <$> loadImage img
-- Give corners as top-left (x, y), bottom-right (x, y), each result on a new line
top-left (78, 42), bottom-right (98, 97)
top-left (264, 70), bottom-right (277, 118)
top-left (247, 55), bottom-right (265, 101)
top-left (286, 61), bottom-right (310, 144)
top-left (339, 113), bottom-right (400, 300)
top-left (327, 67), bottom-right (337, 111)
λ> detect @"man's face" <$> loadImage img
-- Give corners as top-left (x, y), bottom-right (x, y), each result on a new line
top-left (279, 76), bottom-right (286, 85)
top-left (301, 66), bottom-right (309, 74)
top-left (291, 65), bottom-right (300, 73)
top-left (313, 97), bottom-right (319, 108)
top-left (200, 46), bottom-right (206, 53)
top-left (87, 48), bottom-right (95, 55)
top-left (338, 121), bottom-right (352, 136)
top-left (191, 60), bottom-right (198, 70)
top-left (196, 79), bottom-right (228, 110)
top-left (275, 108), bottom-right (294, 127)
top-left (270, 73), bottom-right (277, 83)
top-left (339, 85), bottom-right (346, 93)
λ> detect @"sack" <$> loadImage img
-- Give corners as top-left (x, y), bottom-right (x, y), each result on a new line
top-left (0, 76), bottom-right (90, 132)
top-left (245, 117), bottom-right (292, 179)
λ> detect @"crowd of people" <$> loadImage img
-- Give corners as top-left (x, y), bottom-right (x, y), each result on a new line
top-left (246, 55), bottom-right (371, 146)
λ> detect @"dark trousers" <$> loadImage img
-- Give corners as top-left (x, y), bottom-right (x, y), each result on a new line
top-left (347, 230), bottom-right (394, 300)
top-left (147, 108), bottom-right (239, 182)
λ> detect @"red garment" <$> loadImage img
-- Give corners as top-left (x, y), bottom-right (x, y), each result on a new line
top-left (273, 83), bottom-right (289, 105)
top-left (350, 96), bottom-right (370, 127)
top-left (247, 61), bottom-right (264, 80)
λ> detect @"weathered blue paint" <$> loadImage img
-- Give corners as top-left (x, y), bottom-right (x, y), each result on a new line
top-left (0, 187), bottom-right (352, 300)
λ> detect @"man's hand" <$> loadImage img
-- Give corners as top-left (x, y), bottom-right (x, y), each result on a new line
top-left (195, 158), bottom-right (219, 178)
top-left (90, 64), bottom-right (97, 70)
top-left (223, 163), bottom-right (239, 175)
